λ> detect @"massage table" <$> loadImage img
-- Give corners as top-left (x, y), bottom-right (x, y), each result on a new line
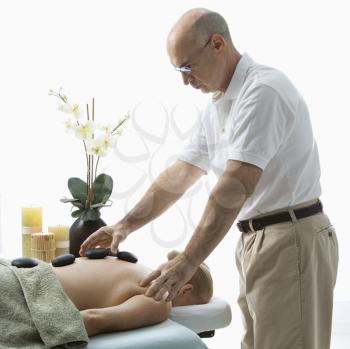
top-left (86, 297), bottom-right (232, 349)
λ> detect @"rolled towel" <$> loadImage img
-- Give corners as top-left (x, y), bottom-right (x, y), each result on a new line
top-left (0, 257), bottom-right (89, 348)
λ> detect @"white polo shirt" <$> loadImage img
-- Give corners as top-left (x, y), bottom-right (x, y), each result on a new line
top-left (177, 53), bottom-right (321, 220)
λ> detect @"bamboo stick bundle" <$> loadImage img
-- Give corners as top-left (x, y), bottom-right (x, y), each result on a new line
top-left (31, 232), bottom-right (56, 263)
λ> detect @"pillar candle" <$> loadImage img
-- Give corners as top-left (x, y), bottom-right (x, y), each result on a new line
top-left (48, 225), bottom-right (69, 257)
top-left (31, 232), bottom-right (55, 263)
top-left (21, 207), bottom-right (43, 257)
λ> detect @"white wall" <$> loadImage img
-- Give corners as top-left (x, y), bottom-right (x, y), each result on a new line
top-left (0, 0), bottom-right (349, 347)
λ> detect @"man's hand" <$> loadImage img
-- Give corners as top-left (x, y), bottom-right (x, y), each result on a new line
top-left (79, 223), bottom-right (129, 256)
top-left (139, 252), bottom-right (198, 302)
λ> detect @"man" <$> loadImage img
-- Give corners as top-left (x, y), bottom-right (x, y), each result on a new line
top-left (79, 8), bottom-right (338, 349)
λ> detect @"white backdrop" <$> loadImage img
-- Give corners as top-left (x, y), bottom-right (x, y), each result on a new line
top-left (0, 0), bottom-right (349, 347)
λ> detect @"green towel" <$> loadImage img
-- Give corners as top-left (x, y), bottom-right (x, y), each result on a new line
top-left (0, 257), bottom-right (89, 348)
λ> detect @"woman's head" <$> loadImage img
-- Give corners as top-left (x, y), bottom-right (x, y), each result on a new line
top-left (167, 250), bottom-right (213, 307)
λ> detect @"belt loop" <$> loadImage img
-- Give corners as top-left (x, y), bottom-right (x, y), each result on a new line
top-left (248, 219), bottom-right (256, 233)
top-left (288, 207), bottom-right (298, 223)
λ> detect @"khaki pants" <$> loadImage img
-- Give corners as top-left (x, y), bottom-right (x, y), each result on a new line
top-left (235, 200), bottom-right (339, 349)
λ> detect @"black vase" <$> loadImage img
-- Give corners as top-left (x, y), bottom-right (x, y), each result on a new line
top-left (69, 217), bottom-right (106, 257)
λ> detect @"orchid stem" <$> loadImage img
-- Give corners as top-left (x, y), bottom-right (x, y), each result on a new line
top-left (94, 157), bottom-right (100, 182)
top-left (111, 116), bottom-right (128, 135)
top-left (91, 98), bottom-right (95, 205)
top-left (86, 103), bottom-right (91, 208)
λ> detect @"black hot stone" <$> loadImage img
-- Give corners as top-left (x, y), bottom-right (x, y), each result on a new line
top-left (52, 254), bottom-right (76, 267)
top-left (11, 257), bottom-right (38, 268)
top-left (86, 248), bottom-right (110, 259)
top-left (117, 251), bottom-right (138, 263)
top-left (107, 248), bottom-right (118, 256)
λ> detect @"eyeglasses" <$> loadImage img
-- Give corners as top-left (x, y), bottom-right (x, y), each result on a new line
top-left (175, 65), bottom-right (192, 73)
top-left (174, 37), bottom-right (212, 74)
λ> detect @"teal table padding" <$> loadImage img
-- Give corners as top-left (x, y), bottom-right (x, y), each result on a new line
top-left (86, 319), bottom-right (209, 349)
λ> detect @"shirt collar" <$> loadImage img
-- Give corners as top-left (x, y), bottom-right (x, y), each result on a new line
top-left (212, 52), bottom-right (255, 102)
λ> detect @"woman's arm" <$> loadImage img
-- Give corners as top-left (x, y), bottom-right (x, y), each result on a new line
top-left (81, 295), bottom-right (171, 336)
top-left (80, 309), bottom-right (101, 337)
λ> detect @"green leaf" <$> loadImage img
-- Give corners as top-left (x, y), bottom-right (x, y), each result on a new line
top-left (90, 199), bottom-right (113, 209)
top-left (81, 209), bottom-right (101, 222)
top-left (92, 174), bottom-right (113, 205)
top-left (72, 201), bottom-right (85, 209)
top-left (71, 209), bottom-right (83, 218)
top-left (68, 177), bottom-right (88, 204)
top-left (60, 197), bottom-right (81, 204)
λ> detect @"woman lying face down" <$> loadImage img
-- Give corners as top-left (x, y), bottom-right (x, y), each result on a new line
top-left (51, 250), bottom-right (213, 337)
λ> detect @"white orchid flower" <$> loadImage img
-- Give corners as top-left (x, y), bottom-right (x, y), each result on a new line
top-left (70, 104), bottom-right (82, 119)
top-left (75, 121), bottom-right (95, 140)
top-left (57, 103), bottom-right (71, 113)
top-left (87, 138), bottom-right (108, 157)
top-left (99, 124), bottom-right (114, 135)
top-left (65, 104), bottom-right (81, 118)
top-left (62, 118), bottom-right (76, 133)
top-left (57, 103), bottom-right (82, 119)
top-left (100, 134), bottom-right (116, 149)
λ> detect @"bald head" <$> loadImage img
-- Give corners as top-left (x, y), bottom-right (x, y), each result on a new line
top-left (167, 8), bottom-right (240, 94)
top-left (168, 8), bottom-right (233, 49)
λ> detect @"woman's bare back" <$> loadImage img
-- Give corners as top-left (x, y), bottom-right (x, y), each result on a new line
top-left (52, 256), bottom-right (152, 310)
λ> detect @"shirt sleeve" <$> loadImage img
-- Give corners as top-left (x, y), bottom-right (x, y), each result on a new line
top-left (177, 115), bottom-right (210, 174)
top-left (227, 83), bottom-right (292, 170)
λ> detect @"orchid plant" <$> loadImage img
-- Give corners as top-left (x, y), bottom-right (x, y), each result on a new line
top-left (49, 87), bottom-right (129, 221)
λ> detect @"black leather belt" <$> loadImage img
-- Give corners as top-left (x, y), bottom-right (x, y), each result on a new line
top-left (237, 200), bottom-right (323, 233)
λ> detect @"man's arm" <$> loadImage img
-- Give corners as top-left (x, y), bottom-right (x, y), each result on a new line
top-left (79, 159), bottom-right (205, 256)
top-left (116, 159), bottom-right (205, 234)
top-left (183, 159), bottom-right (262, 266)
top-left (81, 295), bottom-right (171, 336)
top-left (141, 159), bottom-right (262, 301)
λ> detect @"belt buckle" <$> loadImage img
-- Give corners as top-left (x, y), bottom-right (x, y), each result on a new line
top-left (253, 220), bottom-right (264, 231)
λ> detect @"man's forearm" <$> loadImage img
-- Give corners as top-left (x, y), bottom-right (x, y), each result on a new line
top-left (184, 187), bottom-right (245, 267)
top-left (183, 162), bottom-right (261, 266)
top-left (117, 160), bottom-right (204, 234)
top-left (117, 180), bottom-right (181, 234)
